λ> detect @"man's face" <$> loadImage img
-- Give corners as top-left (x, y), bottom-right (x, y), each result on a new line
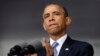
top-left (43, 5), bottom-right (67, 35)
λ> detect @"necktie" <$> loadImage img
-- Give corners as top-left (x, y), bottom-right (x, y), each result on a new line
top-left (52, 42), bottom-right (59, 56)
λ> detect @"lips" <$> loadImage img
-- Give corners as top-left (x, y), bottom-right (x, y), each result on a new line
top-left (48, 23), bottom-right (58, 29)
top-left (49, 23), bottom-right (57, 27)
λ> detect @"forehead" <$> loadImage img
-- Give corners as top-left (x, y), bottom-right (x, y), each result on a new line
top-left (43, 4), bottom-right (63, 14)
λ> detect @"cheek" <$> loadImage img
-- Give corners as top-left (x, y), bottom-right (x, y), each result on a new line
top-left (56, 18), bottom-right (63, 24)
top-left (57, 19), bottom-right (66, 27)
top-left (43, 23), bottom-right (47, 31)
top-left (44, 21), bottom-right (48, 26)
top-left (43, 21), bottom-right (48, 28)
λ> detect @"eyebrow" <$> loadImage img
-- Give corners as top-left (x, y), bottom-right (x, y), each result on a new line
top-left (43, 11), bottom-right (60, 15)
top-left (43, 10), bottom-right (63, 18)
top-left (52, 11), bottom-right (60, 14)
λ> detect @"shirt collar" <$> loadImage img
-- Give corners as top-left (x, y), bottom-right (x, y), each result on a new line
top-left (50, 34), bottom-right (68, 46)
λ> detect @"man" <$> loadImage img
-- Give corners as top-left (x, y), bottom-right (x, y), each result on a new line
top-left (31, 3), bottom-right (94, 56)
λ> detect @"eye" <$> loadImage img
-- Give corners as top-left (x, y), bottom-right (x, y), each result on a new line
top-left (43, 14), bottom-right (49, 19)
top-left (54, 11), bottom-right (60, 15)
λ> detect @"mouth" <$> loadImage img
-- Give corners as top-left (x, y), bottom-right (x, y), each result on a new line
top-left (49, 23), bottom-right (57, 27)
top-left (49, 23), bottom-right (58, 29)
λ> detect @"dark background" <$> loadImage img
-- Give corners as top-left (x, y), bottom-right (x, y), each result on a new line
top-left (0, 0), bottom-right (100, 56)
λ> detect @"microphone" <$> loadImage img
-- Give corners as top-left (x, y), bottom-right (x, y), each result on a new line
top-left (22, 41), bottom-right (43, 55)
top-left (8, 41), bottom-right (44, 56)
top-left (8, 43), bottom-right (28, 56)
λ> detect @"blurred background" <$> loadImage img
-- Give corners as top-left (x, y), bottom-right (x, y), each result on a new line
top-left (0, 0), bottom-right (100, 56)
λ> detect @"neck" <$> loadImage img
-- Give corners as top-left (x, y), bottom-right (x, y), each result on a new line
top-left (49, 30), bottom-right (66, 41)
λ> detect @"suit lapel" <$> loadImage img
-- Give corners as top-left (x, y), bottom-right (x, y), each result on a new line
top-left (58, 36), bottom-right (74, 56)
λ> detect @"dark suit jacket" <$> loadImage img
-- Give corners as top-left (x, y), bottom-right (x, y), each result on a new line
top-left (37, 36), bottom-right (94, 56)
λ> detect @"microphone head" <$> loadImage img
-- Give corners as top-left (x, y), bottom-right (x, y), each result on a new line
top-left (8, 41), bottom-right (44, 56)
top-left (22, 41), bottom-right (43, 55)
top-left (8, 43), bottom-right (27, 56)
top-left (22, 45), bottom-right (36, 55)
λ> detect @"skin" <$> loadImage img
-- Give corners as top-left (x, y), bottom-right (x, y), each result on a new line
top-left (30, 4), bottom-right (71, 56)
top-left (43, 4), bottom-right (71, 40)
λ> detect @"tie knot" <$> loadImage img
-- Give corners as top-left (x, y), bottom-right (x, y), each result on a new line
top-left (52, 42), bottom-right (59, 48)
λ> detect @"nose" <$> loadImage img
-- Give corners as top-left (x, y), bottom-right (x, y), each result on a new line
top-left (49, 15), bottom-right (55, 22)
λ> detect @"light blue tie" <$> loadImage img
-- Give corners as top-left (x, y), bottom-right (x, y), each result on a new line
top-left (52, 42), bottom-right (59, 56)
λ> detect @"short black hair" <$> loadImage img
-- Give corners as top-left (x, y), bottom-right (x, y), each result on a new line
top-left (43, 2), bottom-right (68, 17)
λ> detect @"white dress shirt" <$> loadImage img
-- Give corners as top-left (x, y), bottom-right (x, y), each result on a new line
top-left (50, 34), bottom-right (68, 56)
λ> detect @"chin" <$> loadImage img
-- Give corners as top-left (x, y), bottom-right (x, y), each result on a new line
top-left (48, 30), bottom-right (60, 35)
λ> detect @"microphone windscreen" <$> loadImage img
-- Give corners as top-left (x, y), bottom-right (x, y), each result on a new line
top-left (22, 41), bottom-right (43, 55)
top-left (8, 43), bottom-right (27, 56)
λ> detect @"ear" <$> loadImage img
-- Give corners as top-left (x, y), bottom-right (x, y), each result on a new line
top-left (65, 16), bottom-right (71, 25)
